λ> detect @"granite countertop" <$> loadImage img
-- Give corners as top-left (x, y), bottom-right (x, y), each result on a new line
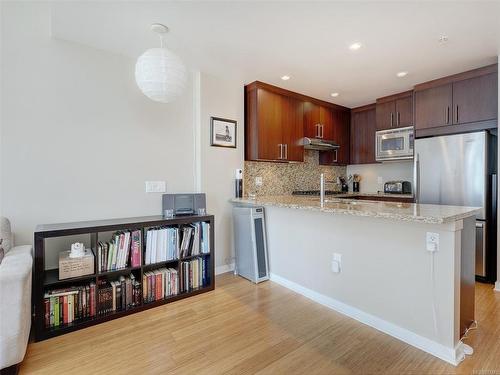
top-left (230, 195), bottom-right (480, 224)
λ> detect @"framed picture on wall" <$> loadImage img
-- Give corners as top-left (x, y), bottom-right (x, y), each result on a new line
top-left (210, 117), bottom-right (237, 148)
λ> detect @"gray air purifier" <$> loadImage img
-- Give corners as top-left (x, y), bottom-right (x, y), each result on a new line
top-left (232, 206), bottom-right (269, 283)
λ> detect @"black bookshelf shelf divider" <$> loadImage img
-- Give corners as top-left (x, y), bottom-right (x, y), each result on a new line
top-left (33, 214), bottom-right (215, 342)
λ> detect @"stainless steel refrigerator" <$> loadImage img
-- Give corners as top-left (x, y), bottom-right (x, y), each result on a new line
top-left (414, 131), bottom-right (497, 281)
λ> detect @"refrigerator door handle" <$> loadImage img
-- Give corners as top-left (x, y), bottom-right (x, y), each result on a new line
top-left (414, 153), bottom-right (420, 203)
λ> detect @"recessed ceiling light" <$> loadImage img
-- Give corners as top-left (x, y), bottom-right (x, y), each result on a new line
top-left (438, 35), bottom-right (449, 43)
top-left (396, 71), bottom-right (408, 78)
top-left (281, 75), bottom-right (290, 81)
top-left (349, 42), bottom-right (362, 51)
top-left (330, 92), bottom-right (339, 97)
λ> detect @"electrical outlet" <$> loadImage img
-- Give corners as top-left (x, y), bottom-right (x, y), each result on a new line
top-left (377, 176), bottom-right (383, 184)
top-left (426, 232), bottom-right (439, 252)
top-left (145, 181), bottom-right (166, 193)
top-left (332, 253), bottom-right (342, 273)
top-left (255, 177), bottom-right (263, 186)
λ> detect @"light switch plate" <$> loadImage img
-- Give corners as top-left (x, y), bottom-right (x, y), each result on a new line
top-left (426, 232), bottom-right (439, 252)
top-left (255, 177), bottom-right (263, 186)
top-left (145, 181), bottom-right (166, 193)
top-left (377, 176), bottom-right (383, 184)
top-left (332, 253), bottom-right (342, 273)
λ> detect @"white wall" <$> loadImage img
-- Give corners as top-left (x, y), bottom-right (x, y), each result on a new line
top-left (199, 72), bottom-right (244, 271)
top-left (1, 2), bottom-right (245, 273)
top-left (346, 161), bottom-right (414, 193)
top-left (1, 2), bottom-right (196, 267)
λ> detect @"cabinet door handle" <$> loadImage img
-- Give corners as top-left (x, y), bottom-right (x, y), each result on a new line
top-left (278, 144), bottom-right (282, 159)
top-left (390, 113), bottom-right (394, 127)
top-left (446, 107), bottom-right (450, 124)
top-left (320, 125), bottom-right (324, 139)
top-left (284, 144), bottom-right (288, 159)
top-left (333, 149), bottom-right (338, 163)
top-left (456, 105), bottom-right (459, 124)
top-left (397, 112), bottom-right (400, 126)
top-left (315, 124), bottom-right (319, 138)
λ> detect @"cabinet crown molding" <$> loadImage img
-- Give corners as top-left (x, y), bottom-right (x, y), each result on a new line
top-left (414, 63), bottom-right (498, 92)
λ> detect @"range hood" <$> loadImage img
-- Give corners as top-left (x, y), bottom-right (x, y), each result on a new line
top-left (303, 137), bottom-right (340, 151)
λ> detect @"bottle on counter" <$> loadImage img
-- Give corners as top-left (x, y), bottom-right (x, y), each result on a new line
top-left (235, 168), bottom-right (243, 198)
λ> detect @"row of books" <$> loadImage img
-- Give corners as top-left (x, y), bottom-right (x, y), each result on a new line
top-left (44, 260), bottom-right (210, 328)
top-left (180, 222), bottom-right (211, 258)
top-left (97, 230), bottom-right (142, 272)
top-left (143, 268), bottom-right (179, 303)
top-left (180, 257), bottom-right (209, 293)
top-left (144, 227), bottom-right (180, 265)
top-left (144, 222), bottom-right (210, 265)
top-left (97, 274), bottom-right (141, 315)
top-left (44, 283), bottom-right (96, 328)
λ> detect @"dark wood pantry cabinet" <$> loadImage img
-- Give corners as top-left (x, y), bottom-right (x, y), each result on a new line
top-left (350, 104), bottom-right (377, 164)
top-left (376, 90), bottom-right (413, 130)
top-left (415, 64), bottom-right (497, 137)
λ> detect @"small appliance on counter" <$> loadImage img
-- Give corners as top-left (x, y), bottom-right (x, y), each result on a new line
top-left (162, 193), bottom-right (206, 216)
top-left (384, 181), bottom-right (412, 194)
top-left (352, 174), bottom-right (361, 192)
top-left (338, 177), bottom-right (348, 192)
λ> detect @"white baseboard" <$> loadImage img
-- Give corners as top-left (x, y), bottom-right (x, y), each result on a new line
top-left (215, 263), bottom-right (235, 275)
top-left (494, 281), bottom-right (500, 292)
top-left (269, 273), bottom-right (462, 366)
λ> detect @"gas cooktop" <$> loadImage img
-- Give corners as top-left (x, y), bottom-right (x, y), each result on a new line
top-left (292, 190), bottom-right (344, 196)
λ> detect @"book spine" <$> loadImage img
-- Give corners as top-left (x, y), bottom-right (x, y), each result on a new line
top-left (44, 299), bottom-right (50, 327)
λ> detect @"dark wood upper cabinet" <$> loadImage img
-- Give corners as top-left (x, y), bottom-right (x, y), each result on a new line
top-left (282, 96), bottom-right (305, 162)
top-left (415, 84), bottom-right (453, 130)
top-left (415, 64), bottom-right (497, 136)
top-left (304, 102), bottom-right (335, 140)
top-left (304, 101), bottom-right (320, 139)
top-left (395, 95), bottom-right (413, 127)
top-left (245, 83), bottom-right (304, 162)
top-left (350, 104), bottom-right (377, 165)
top-left (319, 108), bottom-right (350, 165)
top-left (452, 72), bottom-right (498, 125)
top-left (376, 91), bottom-right (413, 130)
top-left (256, 88), bottom-right (283, 160)
top-left (320, 106), bottom-right (334, 141)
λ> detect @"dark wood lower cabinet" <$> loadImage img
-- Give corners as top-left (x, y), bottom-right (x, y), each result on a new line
top-left (348, 195), bottom-right (414, 203)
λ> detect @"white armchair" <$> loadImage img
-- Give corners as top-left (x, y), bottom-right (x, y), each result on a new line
top-left (0, 218), bottom-right (32, 372)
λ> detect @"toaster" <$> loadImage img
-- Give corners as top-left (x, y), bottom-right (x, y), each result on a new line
top-left (384, 180), bottom-right (412, 194)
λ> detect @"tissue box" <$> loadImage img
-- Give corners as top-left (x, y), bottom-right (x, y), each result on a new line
top-left (59, 249), bottom-right (94, 280)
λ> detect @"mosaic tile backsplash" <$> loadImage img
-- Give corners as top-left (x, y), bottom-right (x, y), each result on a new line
top-left (244, 151), bottom-right (347, 196)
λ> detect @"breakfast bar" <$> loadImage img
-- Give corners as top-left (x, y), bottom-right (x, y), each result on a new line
top-left (231, 195), bottom-right (480, 365)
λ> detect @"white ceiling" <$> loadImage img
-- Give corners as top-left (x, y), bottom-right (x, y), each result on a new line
top-left (50, 1), bottom-right (500, 108)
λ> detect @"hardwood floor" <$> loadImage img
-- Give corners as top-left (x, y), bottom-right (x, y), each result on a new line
top-left (21, 273), bottom-right (500, 374)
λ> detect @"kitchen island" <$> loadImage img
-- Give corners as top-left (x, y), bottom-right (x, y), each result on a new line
top-left (231, 195), bottom-right (480, 365)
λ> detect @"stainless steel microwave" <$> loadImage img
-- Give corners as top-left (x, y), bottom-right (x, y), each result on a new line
top-left (376, 126), bottom-right (414, 161)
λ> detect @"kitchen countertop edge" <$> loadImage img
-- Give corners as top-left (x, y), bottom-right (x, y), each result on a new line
top-left (230, 196), bottom-right (480, 225)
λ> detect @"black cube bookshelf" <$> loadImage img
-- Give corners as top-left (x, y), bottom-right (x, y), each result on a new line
top-left (33, 214), bottom-right (215, 342)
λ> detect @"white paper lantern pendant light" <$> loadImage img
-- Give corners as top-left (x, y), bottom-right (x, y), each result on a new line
top-left (135, 23), bottom-right (187, 103)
